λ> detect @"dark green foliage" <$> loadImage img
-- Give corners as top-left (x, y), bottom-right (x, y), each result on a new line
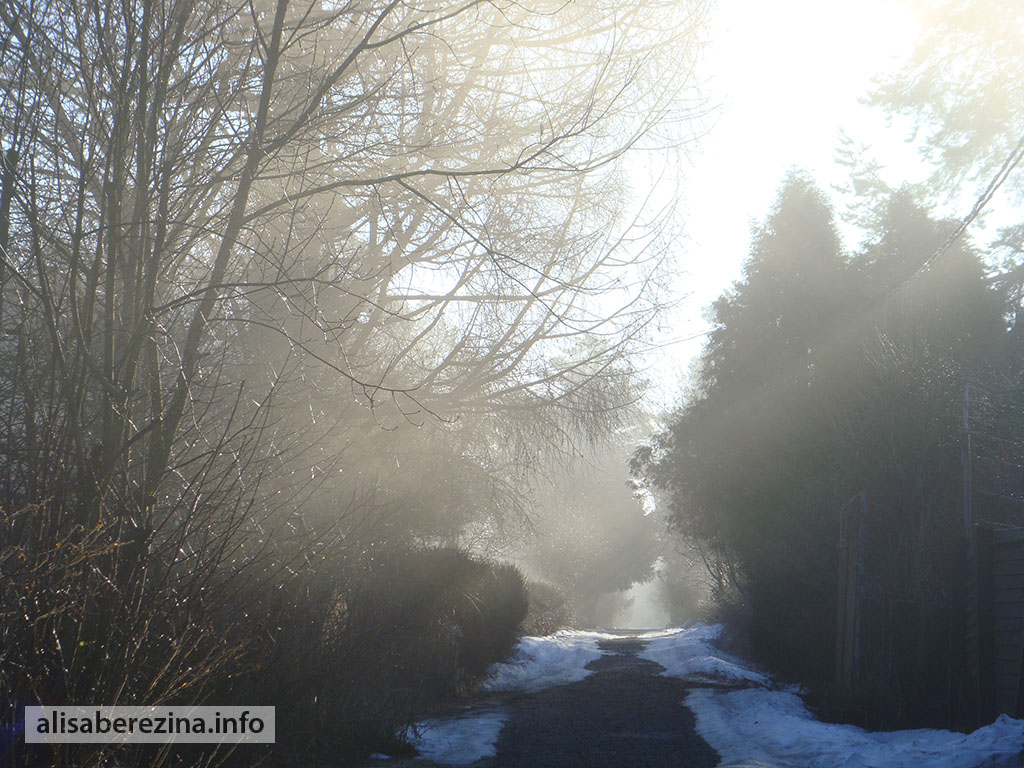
top-left (219, 546), bottom-right (525, 764)
top-left (453, 560), bottom-right (529, 680)
top-left (192, 545), bottom-right (524, 765)
top-left (344, 547), bottom-right (528, 696)
top-left (521, 579), bottom-right (579, 636)
top-left (634, 175), bottom-right (1012, 720)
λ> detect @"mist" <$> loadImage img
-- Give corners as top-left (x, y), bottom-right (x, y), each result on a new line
top-left (3, 0), bottom-right (1024, 765)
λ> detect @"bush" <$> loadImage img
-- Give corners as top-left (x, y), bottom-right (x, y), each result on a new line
top-left (343, 547), bottom-right (528, 697)
top-left (0, 504), bottom-right (246, 768)
top-left (0, 500), bottom-right (528, 768)
top-left (214, 544), bottom-right (527, 764)
top-left (521, 579), bottom-right (577, 636)
top-left (457, 561), bottom-right (529, 678)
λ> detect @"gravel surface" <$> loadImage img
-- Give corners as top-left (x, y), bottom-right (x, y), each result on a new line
top-left (478, 635), bottom-right (720, 768)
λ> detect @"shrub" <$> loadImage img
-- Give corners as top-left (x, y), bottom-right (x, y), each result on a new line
top-left (521, 579), bottom-right (578, 636)
top-left (0, 504), bottom-right (527, 767)
top-left (343, 546), bottom-right (528, 696)
top-left (213, 545), bottom-right (426, 766)
top-left (222, 544), bottom-right (528, 764)
top-left (0, 504), bottom-right (246, 768)
top-left (456, 561), bottom-right (529, 678)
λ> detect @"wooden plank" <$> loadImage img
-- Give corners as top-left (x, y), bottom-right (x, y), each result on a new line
top-left (995, 686), bottom-right (1018, 715)
top-left (992, 576), bottom-right (1024, 592)
top-left (1016, 617), bottom-right (1024, 718)
top-left (990, 525), bottom-right (1024, 717)
top-left (991, 538), bottom-right (1023, 551)
top-left (992, 543), bottom-right (1024, 557)
top-left (996, 653), bottom-right (1021, 668)
top-left (992, 615), bottom-right (1024, 631)
top-left (977, 525), bottom-right (997, 724)
top-left (991, 554), bottom-right (1024, 569)
top-left (992, 595), bottom-right (1024, 608)
top-left (992, 560), bottom-right (1024, 577)
top-left (992, 529), bottom-right (1024, 544)
top-left (994, 542), bottom-right (1024, 554)
top-left (996, 634), bottom-right (1023, 654)
top-left (992, 592), bottom-right (1024, 606)
top-left (992, 574), bottom-right (1024, 591)
top-left (997, 680), bottom-right (1019, 704)
top-left (992, 529), bottom-right (1024, 546)
top-left (992, 589), bottom-right (1024, 602)
top-left (993, 622), bottom-right (1024, 637)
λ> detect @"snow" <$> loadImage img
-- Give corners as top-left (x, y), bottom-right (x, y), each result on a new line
top-left (480, 629), bottom-right (616, 693)
top-left (411, 708), bottom-right (508, 766)
top-left (689, 687), bottom-right (1024, 768)
top-left (411, 629), bottom-right (615, 763)
top-left (411, 624), bottom-right (1024, 767)
top-left (641, 624), bottom-right (1024, 768)
top-left (638, 624), bottom-right (772, 687)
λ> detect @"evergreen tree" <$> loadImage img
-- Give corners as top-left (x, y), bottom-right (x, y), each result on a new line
top-left (635, 178), bottom-right (1010, 707)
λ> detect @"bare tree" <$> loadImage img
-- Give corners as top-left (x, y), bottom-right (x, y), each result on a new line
top-left (0, 0), bottom-right (708, 538)
top-left (0, 2), bottom-right (709, 763)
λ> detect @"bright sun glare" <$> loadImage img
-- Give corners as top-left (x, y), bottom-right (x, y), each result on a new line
top-left (643, 0), bottom-right (921, 407)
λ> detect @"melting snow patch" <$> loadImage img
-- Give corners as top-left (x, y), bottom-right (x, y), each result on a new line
top-left (481, 629), bottom-right (616, 693)
top-left (638, 624), bottom-right (771, 687)
top-left (643, 623), bottom-right (1024, 767)
top-left (688, 686), bottom-right (1024, 768)
top-left (411, 707), bottom-right (508, 766)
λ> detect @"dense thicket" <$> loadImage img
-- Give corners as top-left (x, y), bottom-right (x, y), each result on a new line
top-left (633, 174), bottom-right (1017, 723)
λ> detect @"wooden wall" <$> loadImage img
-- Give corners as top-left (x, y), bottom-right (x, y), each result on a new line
top-left (966, 524), bottom-right (1024, 723)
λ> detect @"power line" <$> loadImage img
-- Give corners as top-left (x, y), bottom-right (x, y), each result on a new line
top-left (643, 328), bottom-right (713, 351)
top-left (645, 134), bottom-right (1024, 362)
top-left (897, 133), bottom-right (1024, 289)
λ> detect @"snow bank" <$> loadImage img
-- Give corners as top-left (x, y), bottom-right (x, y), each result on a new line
top-left (411, 708), bottom-right (508, 766)
top-left (638, 624), bottom-right (772, 687)
top-left (415, 624), bottom-right (1024, 767)
top-left (481, 629), bottom-right (616, 693)
top-left (643, 623), bottom-right (1024, 767)
top-left (411, 629), bottom-right (615, 764)
top-left (688, 687), bottom-right (1024, 768)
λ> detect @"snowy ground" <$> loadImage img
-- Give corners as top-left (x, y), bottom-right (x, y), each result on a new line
top-left (637, 624), bottom-right (772, 687)
top-left (410, 708), bottom-right (508, 766)
top-left (407, 624), bottom-right (1024, 767)
top-left (407, 630), bottom-right (619, 764)
top-left (692, 687), bottom-right (1024, 768)
top-left (657, 627), bottom-right (1024, 768)
top-left (481, 629), bottom-right (619, 693)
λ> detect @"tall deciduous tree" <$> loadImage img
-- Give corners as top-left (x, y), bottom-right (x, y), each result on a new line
top-left (0, 0), bottom-right (709, 543)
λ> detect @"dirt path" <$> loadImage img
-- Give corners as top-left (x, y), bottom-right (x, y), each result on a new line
top-left (480, 635), bottom-right (718, 767)
top-left (371, 633), bottom-right (721, 768)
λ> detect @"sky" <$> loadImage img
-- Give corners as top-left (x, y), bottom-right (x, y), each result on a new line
top-left (642, 0), bottom-right (924, 409)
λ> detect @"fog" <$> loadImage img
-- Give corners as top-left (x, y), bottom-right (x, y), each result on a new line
top-left (3, 0), bottom-right (1024, 763)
